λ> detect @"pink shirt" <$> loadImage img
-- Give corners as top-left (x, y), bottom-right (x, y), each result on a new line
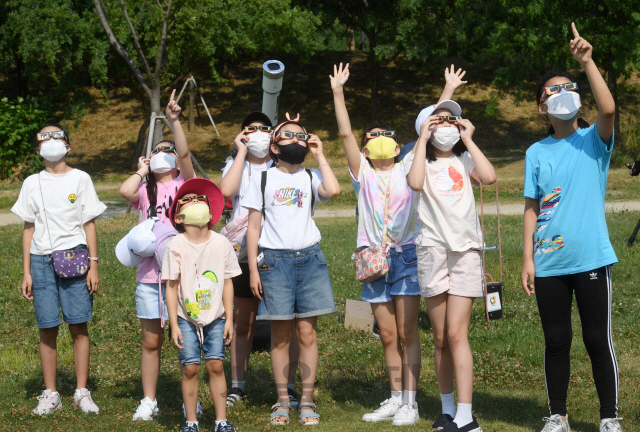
top-left (133, 173), bottom-right (185, 282)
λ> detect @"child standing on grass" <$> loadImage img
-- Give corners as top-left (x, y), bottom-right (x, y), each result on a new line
top-left (243, 114), bottom-right (340, 425)
top-left (407, 98), bottom-right (496, 432)
top-left (329, 62), bottom-right (468, 426)
top-left (164, 178), bottom-right (241, 432)
top-left (12, 124), bottom-right (106, 415)
top-left (219, 112), bottom-right (301, 408)
top-left (119, 90), bottom-right (196, 421)
top-left (521, 23), bottom-right (621, 432)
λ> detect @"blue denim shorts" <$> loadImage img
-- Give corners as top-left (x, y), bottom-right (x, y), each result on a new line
top-left (30, 248), bottom-right (93, 329)
top-left (361, 243), bottom-right (420, 303)
top-left (177, 316), bottom-right (226, 365)
top-left (257, 244), bottom-right (338, 321)
top-left (136, 282), bottom-right (168, 320)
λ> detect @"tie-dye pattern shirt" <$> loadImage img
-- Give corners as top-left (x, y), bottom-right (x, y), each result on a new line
top-left (350, 153), bottom-right (418, 249)
top-left (524, 124), bottom-right (617, 277)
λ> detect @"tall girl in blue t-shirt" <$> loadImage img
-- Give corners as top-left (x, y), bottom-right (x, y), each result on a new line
top-left (521, 23), bottom-right (621, 432)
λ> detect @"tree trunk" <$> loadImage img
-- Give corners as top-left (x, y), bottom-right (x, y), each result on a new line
top-left (188, 79), bottom-right (195, 131)
top-left (607, 67), bottom-right (619, 142)
top-left (347, 28), bottom-right (355, 51)
top-left (133, 117), bottom-right (151, 168)
top-left (369, 37), bottom-right (380, 123)
top-left (149, 86), bottom-right (164, 145)
top-left (360, 31), bottom-right (366, 51)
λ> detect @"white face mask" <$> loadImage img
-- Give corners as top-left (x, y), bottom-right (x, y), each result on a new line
top-left (150, 152), bottom-right (176, 173)
top-left (245, 131), bottom-right (271, 158)
top-left (39, 139), bottom-right (68, 162)
top-left (545, 90), bottom-right (581, 120)
top-left (432, 128), bottom-right (460, 151)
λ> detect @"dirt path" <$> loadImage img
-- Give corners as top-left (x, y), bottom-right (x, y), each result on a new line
top-left (3, 201), bottom-right (640, 227)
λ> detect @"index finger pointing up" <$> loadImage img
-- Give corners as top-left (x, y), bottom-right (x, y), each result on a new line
top-left (170, 89), bottom-right (176, 102)
top-left (571, 22), bottom-right (580, 39)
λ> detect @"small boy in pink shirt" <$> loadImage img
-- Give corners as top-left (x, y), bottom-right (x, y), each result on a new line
top-left (163, 178), bottom-right (241, 432)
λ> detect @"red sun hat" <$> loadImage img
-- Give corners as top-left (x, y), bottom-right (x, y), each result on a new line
top-left (169, 178), bottom-right (224, 229)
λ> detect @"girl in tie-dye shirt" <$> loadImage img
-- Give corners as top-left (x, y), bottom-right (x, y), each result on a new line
top-left (330, 62), bottom-right (467, 426)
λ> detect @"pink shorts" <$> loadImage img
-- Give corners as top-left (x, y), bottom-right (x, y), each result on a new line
top-left (417, 245), bottom-right (484, 298)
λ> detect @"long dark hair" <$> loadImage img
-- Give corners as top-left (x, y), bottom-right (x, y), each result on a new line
top-left (147, 139), bottom-right (176, 218)
top-left (33, 123), bottom-right (70, 148)
top-left (361, 124), bottom-right (399, 164)
top-left (537, 69), bottom-right (590, 136)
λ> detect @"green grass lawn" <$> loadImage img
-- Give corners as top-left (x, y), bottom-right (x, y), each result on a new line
top-left (1, 214), bottom-right (639, 431)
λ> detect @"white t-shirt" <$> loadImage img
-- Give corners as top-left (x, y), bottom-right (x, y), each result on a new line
top-left (221, 158), bottom-right (273, 222)
top-left (241, 167), bottom-right (329, 250)
top-left (11, 169), bottom-right (107, 255)
top-left (407, 152), bottom-right (482, 251)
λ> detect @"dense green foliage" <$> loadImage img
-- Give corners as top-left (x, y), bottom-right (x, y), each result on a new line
top-left (0, 97), bottom-right (46, 180)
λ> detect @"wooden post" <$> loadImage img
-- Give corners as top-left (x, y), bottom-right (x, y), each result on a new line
top-left (188, 78), bottom-right (195, 132)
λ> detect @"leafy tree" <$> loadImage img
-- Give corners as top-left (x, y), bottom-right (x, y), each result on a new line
top-left (462, 0), bottom-right (640, 134)
top-left (93, 0), bottom-right (321, 158)
top-left (0, 97), bottom-right (47, 180)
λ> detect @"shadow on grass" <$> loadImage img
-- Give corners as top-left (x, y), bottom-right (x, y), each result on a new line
top-left (23, 367), bottom-right (98, 400)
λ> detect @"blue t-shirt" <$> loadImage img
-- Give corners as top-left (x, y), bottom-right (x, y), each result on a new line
top-left (524, 124), bottom-right (617, 277)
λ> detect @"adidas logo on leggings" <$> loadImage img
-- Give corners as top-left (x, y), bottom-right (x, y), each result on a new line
top-left (590, 272), bottom-right (598, 280)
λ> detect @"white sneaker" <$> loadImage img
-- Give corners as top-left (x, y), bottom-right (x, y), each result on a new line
top-left (392, 402), bottom-right (420, 426)
top-left (541, 414), bottom-right (570, 432)
top-left (132, 397), bottom-right (159, 421)
top-left (362, 399), bottom-right (401, 422)
top-left (600, 418), bottom-right (623, 432)
top-left (74, 388), bottom-right (99, 414)
top-left (32, 389), bottom-right (62, 415)
top-left (183, 401), bottom-right (203, 418)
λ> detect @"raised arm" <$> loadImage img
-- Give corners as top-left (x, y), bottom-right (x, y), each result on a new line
top-left (219, 132), bottom-right (250, 199)
top-left (407, 116), bottom-right (440, 190)
top-left (569, 23), bottom-right (614, 144)
top-left (120, 157), bottom-right (149, 202)
top-left (330, 63), bottom-right (361, 176)
top-left (437, 65), bottom-right (468, 103)
top-left (458, 119), bottom-right (497, 185)
top-left (166, 89), bottom-right (195, 180)
top-left (308, 135), bottom-right (340, 199)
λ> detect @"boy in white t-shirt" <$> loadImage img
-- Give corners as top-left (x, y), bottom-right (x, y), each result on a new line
top-left (163, 178), bottom-right (241, 432)
top-left (12, 124), bottom-right (106, 415)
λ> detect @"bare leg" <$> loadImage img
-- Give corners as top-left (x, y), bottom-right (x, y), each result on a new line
top-left (230, 297), bottom-right (259, 383)
top-left (371, 302), bottom-right (402, 392)
top-left (140, 319), bottom-right (164, 400)
top-left (182, 364), bottom-right (200, 422)
top-left (288, 321), bottom-right (300, 386)
top-left (445, 295), bottom-right (475, 403)
top-left (206, 359), bottom-right (227, 421)
top-left (295, 317), bottom-right (318, 424)
top-left (270, 320), bottom-right (293, 422)
top-left (39, 326), bottom-right (59, 392)
top-left (424, 293), bottom-right (454, 394)
top-left (68, 323), bottom-right (90, 389)
top-left (394, 296), bottom-right (421, 392)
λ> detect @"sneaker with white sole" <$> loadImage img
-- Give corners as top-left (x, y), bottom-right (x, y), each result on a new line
top-left (362, 399), bottom-right (401, 422)
top-left (441, 416), bottom-right (483, 432)
top-left (32, 389), bottom-right (62, 415)
top-left (132, 396), bottom-right (159, 421)
top-left (541, 414), bottom-right (570, 432)
top-left (600, 418), bottom-right (622, 432)
top-left (216, 420), bottom-right (237, 432)
top-left (392, 402), bottom-right (419, 426)
top-left (183, 401), bottom-right (203, 418)
top-left (74, 388), bottom-right (99, 414)
top-left (227, 388), bottom-right (246, 408)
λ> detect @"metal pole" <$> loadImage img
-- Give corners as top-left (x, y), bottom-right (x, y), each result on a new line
top-left (190, 76), bottom-right (220, 137)
top-left (189, 78), bottom-right (195, 132)
top-left (145, 112), bottom-right (157, 158)
top-left (261, 60), bottom-right (285, 125)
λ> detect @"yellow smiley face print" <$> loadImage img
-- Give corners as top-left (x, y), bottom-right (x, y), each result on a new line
top-left (68, 193), bottom-right (77, 203)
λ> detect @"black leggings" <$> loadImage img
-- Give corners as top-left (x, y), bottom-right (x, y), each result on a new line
top-left (535, 266), bottom-right (618, 419)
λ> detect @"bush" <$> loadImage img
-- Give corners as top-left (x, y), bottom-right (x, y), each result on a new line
top-left (0, 96), bottom-right (47, 180)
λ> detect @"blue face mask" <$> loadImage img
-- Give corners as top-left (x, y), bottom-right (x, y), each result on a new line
top-left (545, 89), bottom-right (581, 120)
